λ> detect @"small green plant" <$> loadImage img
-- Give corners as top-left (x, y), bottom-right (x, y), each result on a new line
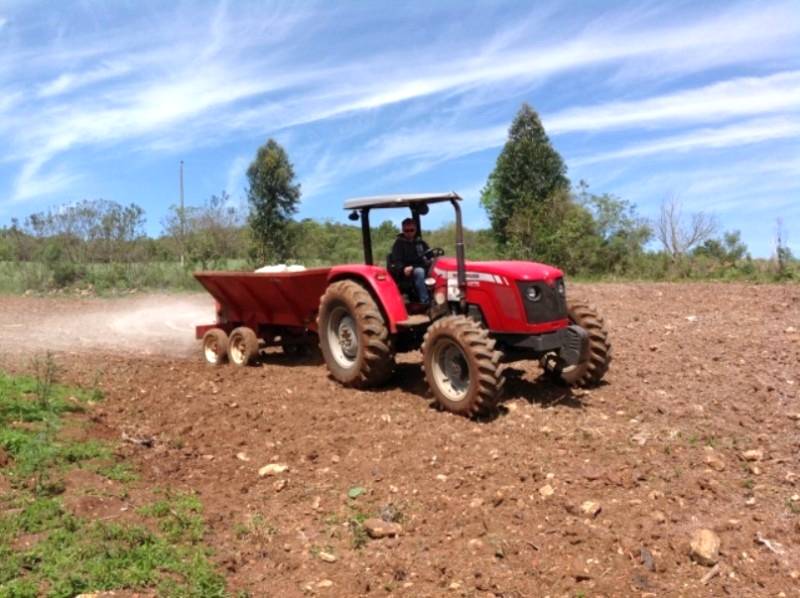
top-left (31, 351), bottom-right (59, 410)
top-left (787, 499), bottom-right (800, 515)
top-left (347, 486), bottom-right (366, 499)
top-left (349, 511), bottom-right (369, 549)
top-left (89, 368), bottom-right (105, 402)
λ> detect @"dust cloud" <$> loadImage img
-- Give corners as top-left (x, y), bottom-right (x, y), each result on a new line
top-left (0, 294), bottom-right (215, 358)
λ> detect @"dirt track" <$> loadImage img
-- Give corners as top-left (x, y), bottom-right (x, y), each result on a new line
top-left (1, 283), bottom-right (799, 596)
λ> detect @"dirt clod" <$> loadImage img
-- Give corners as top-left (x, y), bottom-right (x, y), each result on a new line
top-left (258, 463), bottom-right (289, 477)
top-left (690, 529), bottom-right (721, 566)
top-left (742, 449), bottom-right (764, 462)
top-left (364, 518), bottom-right (402, 539)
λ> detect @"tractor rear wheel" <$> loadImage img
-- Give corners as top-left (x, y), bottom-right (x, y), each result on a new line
top-left (202, 328), bottom-right (228, 366)
top-left (228, 326), bottom-right (259, 367)
top-left (317, 280), bottom-right (394, 387)
top-left (548, 300), bottom-right (611, 387)
top-left (422, 315), bottom-right (504, 417)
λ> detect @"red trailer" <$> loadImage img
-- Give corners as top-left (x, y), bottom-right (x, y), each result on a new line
top-left (195, 193), bottom-right (611, 417)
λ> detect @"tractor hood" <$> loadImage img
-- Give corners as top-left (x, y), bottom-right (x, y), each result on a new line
top-left (435, 257), bottom-right (563, 282)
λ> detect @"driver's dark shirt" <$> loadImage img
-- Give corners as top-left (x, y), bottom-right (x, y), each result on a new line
top-left (388, 234), bottom-right (430, 277)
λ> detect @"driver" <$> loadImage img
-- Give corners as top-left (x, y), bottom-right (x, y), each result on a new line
top-left (389, 217), bottom-right (431, 303)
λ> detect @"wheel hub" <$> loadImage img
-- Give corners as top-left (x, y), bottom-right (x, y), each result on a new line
top-left (328, 307), bottom-right (359, 367)
top-left (432, 340), bottom-right (470, 402)
top-left (204, 340), bottom-right (219, 363)
top-left (337, 319), bottom-right (357, 358)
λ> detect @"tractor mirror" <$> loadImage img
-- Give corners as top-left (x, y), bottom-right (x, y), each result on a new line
top-left (416, 203), bottom-right (429, 215)
top-left (348, 211), bottom-right (360, 221)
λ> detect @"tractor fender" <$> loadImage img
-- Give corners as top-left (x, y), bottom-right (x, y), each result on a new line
top-left (327, 265), bottom-right (409, 333)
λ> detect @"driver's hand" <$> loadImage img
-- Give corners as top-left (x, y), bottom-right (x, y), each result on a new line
top-left (403, 266), bottom-right (413, 276)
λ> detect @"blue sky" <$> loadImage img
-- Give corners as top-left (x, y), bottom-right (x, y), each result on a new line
top-left (0, 0), bottom-right (798, 257)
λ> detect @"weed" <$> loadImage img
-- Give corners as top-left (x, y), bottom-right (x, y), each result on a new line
top-left (31, 352), bottom-right (59, 410)
top-left (89, 368), bottom-right (105, 403)
top-left (348, 511), bottom-right (369, 549)
top-left (233, 522), bottom-right (250, 539)
top-left (240, 513), bottom-right (277, 542)
top-left (742, 478), bottom-right (755, 490)
top-left (787, 499), bottom-right (800, 515)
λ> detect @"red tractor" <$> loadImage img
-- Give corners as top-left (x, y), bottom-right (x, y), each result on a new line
top-left (195, 192), bottom-right (611, 417)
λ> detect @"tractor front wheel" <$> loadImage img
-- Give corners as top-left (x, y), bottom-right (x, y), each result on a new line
top-left (546, 300), bottom-right (611, 387)
top-left (422, 316), bottom-right (504, 417)
top-left (317, 280), bottom-right (394, 387)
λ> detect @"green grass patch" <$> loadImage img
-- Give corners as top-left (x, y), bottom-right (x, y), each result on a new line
top-left (0, 496), bottom-right (225, 597)
top-left (0, 369), bottom-right (111, 491)
top-left (1, 367), bottom-right (227, 596)
top-left (94, 462), bottom-right (138, 483)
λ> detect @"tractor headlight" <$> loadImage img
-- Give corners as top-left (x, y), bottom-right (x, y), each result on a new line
top-left (556, 279), bottom-right (565, 296)
top-left (525, 286), bottom-right (541, 302)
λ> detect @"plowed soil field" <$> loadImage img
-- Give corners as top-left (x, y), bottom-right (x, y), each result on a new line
top-left (1, 283), bottom-right (799, 597)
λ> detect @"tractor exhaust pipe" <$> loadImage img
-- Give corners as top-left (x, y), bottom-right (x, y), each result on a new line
top-left (450, 198), bottom-right (467, 312)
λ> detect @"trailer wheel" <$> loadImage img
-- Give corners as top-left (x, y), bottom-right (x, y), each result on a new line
top-left (422, 315), bottom-right (504, 417)
top-left (228, 326), bottom-right (259, 367)
top-left (202, 328), bottom-right (229, 366)
top-left (318, 280), bottom-right (394, 387)
top-left (545, 300), bottom-right (611, 387)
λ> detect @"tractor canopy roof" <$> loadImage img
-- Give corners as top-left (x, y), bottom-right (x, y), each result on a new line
top-left (344, 192), bottom-right (462, 211)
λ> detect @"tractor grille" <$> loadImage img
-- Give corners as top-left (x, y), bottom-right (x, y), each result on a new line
top-left (515, 280), bottom-right (567, 324)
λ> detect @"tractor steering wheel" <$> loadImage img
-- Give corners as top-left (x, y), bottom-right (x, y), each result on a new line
top-left (424, 247), bottom-right (445, 259)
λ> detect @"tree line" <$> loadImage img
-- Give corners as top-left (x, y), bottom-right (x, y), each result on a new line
top-left (0, 104), bottom-right (796, 292)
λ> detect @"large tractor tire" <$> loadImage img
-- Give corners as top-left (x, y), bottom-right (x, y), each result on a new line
top-left (228, 326), bottom-right (260, 367)
top-left (549, 300), bottom-right (611, 387)
top-left (202, 328), bottom-right (228, 366)
top-left (317, 280), bottom-right (394, 388)
top-left (422, 315), bottom-right (504, 417)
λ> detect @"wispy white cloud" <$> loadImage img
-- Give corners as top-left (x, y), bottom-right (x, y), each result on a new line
top-left (299, 66), bottom-right (800, 195)
top-left (549, 71), bottom-right (800, 134)
top-left (2, 0), bottom-right (800, 206)
top-left (223, 2), bottom-right (800, 139)
top-left (11, 156), bottom-right (80, 203)
top-left (300, 124), bottom-right (508, 197)
top-left (37, 61), bottom-right (132, 98)
top-left (572, 117), bottom-right (800, 165)
top-left (606, 154), bottom-right (800, 214)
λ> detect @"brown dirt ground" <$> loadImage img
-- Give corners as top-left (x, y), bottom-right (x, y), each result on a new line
top-left (1, 283), bottom-right (799, 597)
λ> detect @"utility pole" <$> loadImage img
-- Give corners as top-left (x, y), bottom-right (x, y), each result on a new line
top-left (179, 160), bottom-right (185, 268)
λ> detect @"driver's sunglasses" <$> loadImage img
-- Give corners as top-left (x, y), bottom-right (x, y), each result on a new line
top-left (403, 228), bottom-right (416, 233)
